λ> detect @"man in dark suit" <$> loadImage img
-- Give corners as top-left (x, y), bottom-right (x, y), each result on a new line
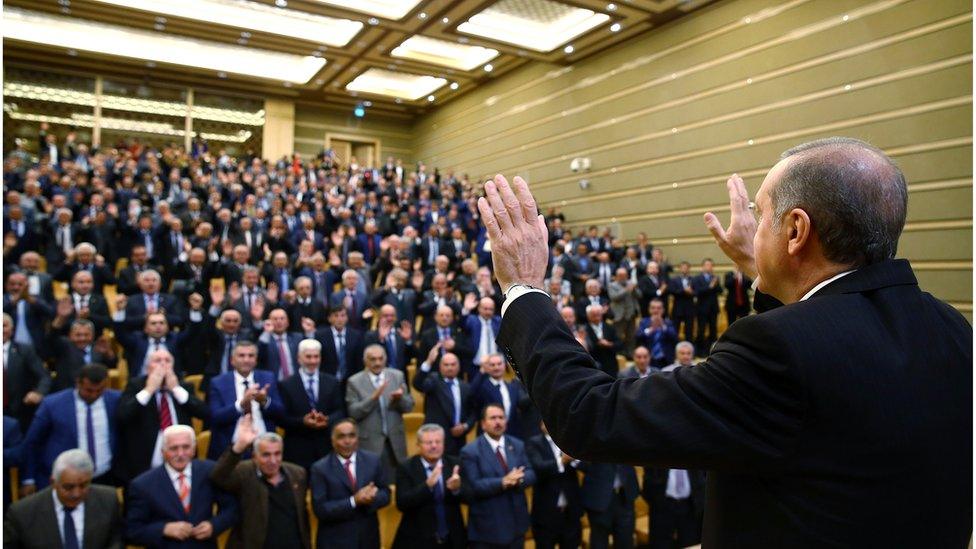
top-left (3, 271), bottom-right (53, 350)
top-left (46, 314), bottom-right (117, 392)
top-left (581, 461), bottom-right (639, 549)
top-left (125, 425), bottom-right (238, 548)
top-left (21, 364), bottom-right (120, 492)
top-left (278, 339), bottom-right (345, 471)
top-left (4, 449), bottom-right (122, 549)
top-left (637, 261), bottom-right (668, 318)
top-left (121, 269), bottom-right (185, 331)
top-left (309, 419), bottom-right (391, 549)
top-left (194, 304), bottom-right (255, 381)
top-left (470, 354), bottom-right (531, 440)
top-left (113, 298), bottom-right (197, 378)
top-left (315, 307), bottom-right (365, 385)
top-left (460, 403), bottom-right (535, 548)
top-left (45, 207), bottom-right (84, 271)
top-left (17, 252), bottom-right (56, 304)
top-left (257, 308), bottom-right (304, 381)
top-left (393, 424), bottom-right (466, 549)
top-left (207, 341), bottom-right (283, 460)
top-left (371, 269), bottom-right (418, 323)
top-left (668, 262), bottom-right (696, 341)
top-left (416, 226), bottom-right (446, 272)
top-left (364, 304), bottom-right (415, 374)
top-left (692, 258), bottom-right (722, 355)
top-left (2, 314), bottom-right (51, 430)
top-left (460, 296), bottom-right (501, 378)
top-left (261, 251), bottom-right (296, 293)
top-left (169, 248), bottom-right (221, 304)
top-left (357, 221), bottom-right (383, 265)
top-left (283, 276), bottom-right (328, 328)
top-left (642, 466), bottom-right (706, 549)
top-left (4, 415), bottom-right (23, 511)
top-left (211, 415), bottom-right (311, 549)
top-left (117, 349), bottom-right (210, 483)
top-left (526, 422), bottom-right (583, 549)
top-left (723, 267), bottom-right (753, 325)
top-left (117, 244), bottom-right (161, 295)
top-left (418, 306), bottom-right (474, 378)
top-left (329, 270), bottom-right (369, 331)
top-left (416, 272), bottom-right (461, 333)
top-left (56, 270), bottom-right (112, 335)
top-left (573, 279), bottom-right (609, 322)
top-left (52, 243), bottom-right (117, 294)
top-left (482, 139), bottom-right (973, 547)
top-left (582, 305), bottom-right (621, 376)
top-left (413, 350), bottom-right (476, 456)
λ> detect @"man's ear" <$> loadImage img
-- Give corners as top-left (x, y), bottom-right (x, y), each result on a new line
top-left (786, 208), bottom-right (812, 256)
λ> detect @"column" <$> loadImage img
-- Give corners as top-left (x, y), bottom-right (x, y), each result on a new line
top-left (262, 98), bottom-right (295, 161)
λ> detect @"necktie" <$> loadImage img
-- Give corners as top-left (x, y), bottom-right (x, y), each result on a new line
top-left (85, 402), bottom-right (97, 468)
top-left (344, 458), bottom-right (357, 490)
top-left (279, 269), bottom-right (289, 291)
top-left (146, 295), bottom-right (157, 313)
top-left (62, 506), bottom-right (80, 549)
top-left (306, 375), bottom-right (317, 408)
top-left (386, 333), bottom-right (397, 369)
top-left (177, 472), bottom-right (191, 513)
top-left (447, 379), bottom-right (460, 425)
top-left (158, 391), bottom-right (173, 430)
top-left (427, 464), bottom-right (449, 540)
top-left (336, 331), bottom-right (346, 379)
top-left (223, 336), bottom-right (235, 373)
top-left (495, 446), bottom-right (508, 472)
top-left (367, 237), bottom-right (375, 261)
top-left (14, 301), bottom-right (32, 345)
top-left (735, 274), bottom-right (746, 306)
top-left (276, 336), bottom-right (291, 379)
top-left (243, 379), bottom-right (250, 391)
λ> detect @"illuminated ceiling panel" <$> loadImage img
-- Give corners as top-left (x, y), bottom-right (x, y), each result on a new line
top-left (90, 0), bottom-right (364, 47)
top-left (312, 0), bottom-right (422, 21)
top-left (458, 0), bottom-right (610, 52)
top-left (391, 36), bottom-right (499, 71)
top-left (2, 8), bottom-right (327, 84)
top-left (346, 68), bottom-right (446, 100)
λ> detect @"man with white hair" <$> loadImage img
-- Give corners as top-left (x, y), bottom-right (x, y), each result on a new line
top-left (52, 242), bottom-right (117, 293)
top-left (126, 425), bottom-right (238, 547)
top-left (4, 449), bottom-right (122, 549)
top-left (329, 270), bottom-right (368, 330)
top-left (211, 415), bottom-right (311, 549)
top-left (662, 342), bottom-right (696, 372)
top-left (45, 207), bottom-right (82, 270)
top-left (278, 339), bottom-right (345, 471)
top-left (120, 269), bottom-right (184, 330)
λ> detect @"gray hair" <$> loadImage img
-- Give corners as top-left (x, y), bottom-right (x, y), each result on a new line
top-left (52, 449), bottom-right (94, 483)
top-left (416, 423), bottom-right (445, 442)
top-left (774, 137), bottom-right (908, 267)
top-left (363, 343), bottom-right (386, 362)
top-left (74, 242), bottom-right (97, 255)
top-left (138, 269), bottom-right (161, 283)
top-left (298, 338), bottom-right (322, 354)
top-left (675, 341), bottom-right (695, 354)
top-left (162, 424), bottom-right (196, 447)
top-left (252, 432), bottom-right (283, 455)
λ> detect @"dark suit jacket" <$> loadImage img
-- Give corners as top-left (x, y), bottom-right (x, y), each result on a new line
top-left (125, 460), bottom-right (238, 548)
top-left (469, 374), bottom-right (531, 439)
top-left (22, 388), bottom-right (121, 488)
top-left (277, 372), bottom-right (345, 471)
top-left (525, 434), bottom-right (583, 530)
top-left (497, 261), bottom-right (973, 548)
top-left (2, 297), bottom-right (53, 352)
top-left (55, 293), bottom-right (111, 336)
top-left (257, 332), bottom-right (303, 380)
top-left (583, 322), bottom-right (621, 376)
top-left (370, 288), bottom-right (418, 324)
top-left (417, 326), bottom-right (474, 373)
top-left (52, 263), bottom-right (116, 293)
top-left (116, 376), bottom-right (210, 481)
top-left (113, 319), bottom-right (195, 377)
top-left (669, 275), bottom-right (697, 318)
top-left (4, 416), bottom-right (23, 511)
top-left (329, 290), bottom-right (369, 330)
top-left (284, 299), bottom-right (328, 330)
top-left (195, 316), bottom-right (255, 379)
top-left (4, 485), bottom-right (122, 549)
top-left (573, 296), bottom-right (609, 323)
top-left (460, 435), bottom-right (536, 544)
top-left (412, 368), bottom-right (476, 455)
top-left (723, 272), bottom-right (753, 315)
top-left (392, 455), bottom-right (466, 549)
top-left (642, 466), bottom-right (706, 516)
top-left (579, 462), bottom-right (639, 512)
top-left (210, 448), bottom-right (311, 549)
top-left (315, 327), bottom-right (365, 383)
top-left (207, 370), bottom-right (283, 460)
top-left (692, 273), bottom-right (722, 316)
top-left (363, 330), bottom-right (414, 373)
top-left (309, 450), bottom-right (391, 549)
top-left (123, 292), bottom-right (185, 330)
top-left (2, 341), bottom-right (51, 427)
top-left (46, 334), bottom-right (117, 392)
top-left (117, 263), bottom-right (156, 295)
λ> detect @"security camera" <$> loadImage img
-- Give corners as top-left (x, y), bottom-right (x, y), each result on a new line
top-left (570, 157), bottom-right (591, 173)
top-left (579, 179), bottom-right (590, 190)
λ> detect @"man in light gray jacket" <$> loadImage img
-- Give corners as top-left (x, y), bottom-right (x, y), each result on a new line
top-left (608, 268), bottom-right (641, 357)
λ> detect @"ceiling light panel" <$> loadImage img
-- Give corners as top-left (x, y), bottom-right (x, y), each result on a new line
top-left (458, 0), bottom-right (610, 52)
top-left (2, 8), bottom-right (326, 84)
top-left (312, 0), bottom-right (422, 21)
top-left (391, 36), bottom-right (499, 71)
top-left (90, 0), bottom-right (363, 47)
top-left (346, 68), bottom-right (447, 101)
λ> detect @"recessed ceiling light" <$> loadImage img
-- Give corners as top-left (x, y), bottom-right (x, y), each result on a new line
top-left (442, 17), bottom-right (449, 23)
top-left (427, 95), bottom-right (435, 102)
top-left (610, 22), bottom-right (621, 32)
top-left (236, 38), bottom-right (248, 45)
top-left (483, 63), bottom-right (493, 72)
top-left (607, 3), bottom-right (616, 10)
top-left (154, 23), bottom-right (166, 30)
top-left (218, 71), bottom-right (228, 78)
top-left (418, 12), bottom-right (427, 19)
top-left (363, 100), bottom-right (372, 106)
top-left (66, 49), bottom-right (78, 56)
top-left (240, 31), bottom-right (251, 38)
top-left (275, 0), bottom-right (287, 7)
top-left (564, 44), bottom-right (574, 54)
top-left (458, 0), bottom-right (609, 53)
top-left (449, 82), bottom-right (458, 90)
top-left (283, 81), bottom-right (292, 87)
top-left (368, 17), bottom-right (379, 25)
top-left (391, 35), bottom-right (499, 71)
top-left (154, 16), bottom-right (166, 23)
top-left (146, 61), bottom-right (156, 67)
top-left (394, 98), bottom-right (402, 103)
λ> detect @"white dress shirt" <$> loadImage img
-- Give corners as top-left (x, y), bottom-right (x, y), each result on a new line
top-left (53, 490), bottom-right (85, 548)
top-left (232, 371), bottom-right (267, 442)
top-left (488, 378), bottom-right (512, 418)
top-left (74, 392), bottom-right (112, 477)
top-left (544, 434), bottom-right (569, 508)
top-left (474, 317), bottom-right (497, 365)
top-left (342, 452), bottom-right (358, 508)
top-left (665, 469), bottom-right (692, 500)
top-left (484, 433), bottom-right (507, 462)
top-left (299, 368), bottom-right (319, 402)
top-left (164, 462), bottom-right (192, 500)
top-left (135, 386), bottom-right (190, 467)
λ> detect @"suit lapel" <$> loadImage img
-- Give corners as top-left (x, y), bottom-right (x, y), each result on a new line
top-left (38, 489), bottom-right (62, 548)
top-left (157, 465), bottom-right (187, 518)
top-left (332, 454), bottom-right (354, 493)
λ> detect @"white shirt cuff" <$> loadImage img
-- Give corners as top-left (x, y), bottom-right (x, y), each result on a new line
top-left (208, 305), bottom-right (223, 317)
top-left (349, 496), bottom-right (357, 508)
top-left (112, 311), bottom-right (125, 321)
top-left (501, 287), bottom-right (549, 317)
top-left (420, 361), bottom-right (432, 372)
top-left (172, 386), bottom-right (189, 404)
top-left (136, 389), bottom-right (152, 406)
top-left (234, 399), bottom-right (244, 413)
top-left (188, 310), bottom-right (202, 322)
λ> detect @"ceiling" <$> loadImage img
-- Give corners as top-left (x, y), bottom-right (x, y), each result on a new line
top-left (2, 0), bottom-right (718, 121)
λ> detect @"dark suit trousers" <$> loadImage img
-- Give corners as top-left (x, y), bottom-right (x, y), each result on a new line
top-left (647, 496), bottom-right (701, 549)
top-left (533, 509), bottom-right (582, 549)
top-left (469, 537), bottom-right (524, 549)
top-left (672, 313), bottom-right (694, 343)
top-left (587, 491), bottom-right (634, 549)
top-left (694, 312), bottom-right (717, 355)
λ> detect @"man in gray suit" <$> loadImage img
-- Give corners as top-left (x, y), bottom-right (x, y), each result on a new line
top-left (4, 448), bottom-right (122, 549)
top-left (607, 268), bottom-right (641, 358)
top-left (3, 313), bottom-right (51, 430)
top-left (346, 344), bottom-right (415, 481)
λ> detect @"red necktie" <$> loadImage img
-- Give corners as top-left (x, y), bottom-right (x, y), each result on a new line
top-left (158, 391), bottom-right (173, 430)
top-left (495, 447), bottom-right (508, 472)
top-left (344, 458), bottom-right (357, 490)
top-left (735, 275), bottom-right (745, 306)
top-left (277, 336), bottom-right (291, 378)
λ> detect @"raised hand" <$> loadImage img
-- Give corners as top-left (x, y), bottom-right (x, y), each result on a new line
top-left (210, 284), bottom-right (226, 307)
top-left (398, 319), bottom-right (413, 341)
top-left (425, 462), bottom-right (443, 488)
top-left (115, 294), bottom-right (128, 311)
top-left (228, 282), bottom-right (242, 303)
top-left (301, 317), bottom-right (316, 334)
top-left (425, 342), bottom-right (441, 366)
top-left (476, 175), bottom-right (549, 293)
top-left (445, 465), bottom-right (461, 491)
top-left (703, 174), bottom-right (758, 279)
top-left (232, 414), bottom-right (258, 452)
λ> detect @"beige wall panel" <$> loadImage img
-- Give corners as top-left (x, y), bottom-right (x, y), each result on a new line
top-left (898, 229), bottom-right (972, 261)
top-left (294, 104), bottom-right (414, 164)
top-left (914, 271), bottom-right (973, 302)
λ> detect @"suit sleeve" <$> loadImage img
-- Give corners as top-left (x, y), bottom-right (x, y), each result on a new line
top-left (345, 379), bottom-right (379, 420)
top-left (525, 439), bottom-right (558, 480)
top-left (22, 344), bottom-right (51, 395)
top-left (370, 460), bottom-right (392, 511)
top-left (460, 447), bottom-right (504, 498)
top-left (394, 462), bottom-right (434, 511)
top-left (209, 476), bottom-right (240, 534)
top-left (208, 381), bottom-right (242, 428)
top-left (498, 291), bottom-right (805, 472)
top-left (124, 479), bottom-right (168, 546)
top-left (21, 400), bottom-right (54, 483)
top-left (310, 463), bottom-right (356, 521)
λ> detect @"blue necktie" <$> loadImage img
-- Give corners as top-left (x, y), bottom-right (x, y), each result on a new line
top-left (336, 332), bottom-right (346, 380)
top-left (446, 379), bottom-right (460, 425)
top-left (386, 334), bottom-right (397, 369)
top-left (86, 403), bottom-right (97, 468)
top-left (62, 506), bottom-right (80, 549)
top-left (306, 375), bottom-right (317, 408)
top-left (427, 465), bottom-right (449, 540)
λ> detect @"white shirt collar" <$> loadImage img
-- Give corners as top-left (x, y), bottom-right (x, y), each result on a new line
top-left (233, 371), bottom-right (255, 385)
top-left (300, 368), bottom-right (318, 382)
top-left (164, 462), bottom-right (191, 481)
top-left (51, 489), bottom-right (85, 514)
top-left (488, 377), bottom-right (503, 387)
top-left (339, 452), bottom-right (356, 466)
top-left (484, 433), bottom-right (505, 451)
top-left (799, 270), bottom-right (856, 301)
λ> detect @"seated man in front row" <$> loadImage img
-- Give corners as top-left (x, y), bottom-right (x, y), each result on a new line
top-left (4, 449), bottom-right (122, 549)
top-left (125, 424), bottom-right (238, 547)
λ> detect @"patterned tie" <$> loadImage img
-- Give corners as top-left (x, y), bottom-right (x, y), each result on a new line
top-left (277, 336), bottom-right (291, 379)
top-left (427, 464), bottom-right (449, 540)
top-left (158, 391), bottom-right (173, 430)
top-left (306, 375), bottom-right (317, 408)
top-left (344, 458), bottom-right (357, 490)
top-left (336, 331), bottom-right (346, 380)
top-left (177, 472), bottom-right (191, 513)
top-left (495, 446), bottom-right (508, 472)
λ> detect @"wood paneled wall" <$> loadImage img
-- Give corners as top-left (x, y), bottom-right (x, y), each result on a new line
top-left (411, 0), bottom-right (973, 319)
top-left (293, 103), bottom-right (414, 165)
